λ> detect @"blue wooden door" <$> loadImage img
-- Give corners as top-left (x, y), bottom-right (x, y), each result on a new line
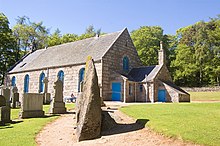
top-left (158, 89), bottom-right (166, 102)
top-left (112, 82), bottom-right (121, 101)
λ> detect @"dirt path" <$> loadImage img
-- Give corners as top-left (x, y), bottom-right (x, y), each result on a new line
top-left (36, 108), bottom-right (197, 146)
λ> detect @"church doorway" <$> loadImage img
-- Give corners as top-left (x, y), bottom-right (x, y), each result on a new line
top-left (111, 82), bottom-right (121, 101)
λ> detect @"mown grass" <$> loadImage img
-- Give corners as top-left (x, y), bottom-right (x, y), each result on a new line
top-left (190, 91), bottom-right (220, 101)
top-left (120, 103), bottom-right (220, 146)
top-left (0, 103), bottom-right (75, 146)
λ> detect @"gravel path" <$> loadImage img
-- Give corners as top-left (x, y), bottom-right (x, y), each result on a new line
top-left (36, 107), bottom-right (198, 146)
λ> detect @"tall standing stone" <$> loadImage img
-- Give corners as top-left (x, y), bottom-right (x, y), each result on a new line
top-left (76, 58), bottom-right (102, 142)
top-left (49, 78), bottom-right (66, 114)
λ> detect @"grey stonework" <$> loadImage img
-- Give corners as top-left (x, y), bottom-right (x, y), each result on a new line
top-left (76, 59), bottom-right (102, 141)
top-left (11, 86), bottom-right (19, 108)
top-left (0, 95), bottom-right (11, 124)
top-left (49, 79), bottom-right (66, 114)
top-left (19, 93), bottom-right (44, 118)
top-left (2, 87), bottom-right (10, 107)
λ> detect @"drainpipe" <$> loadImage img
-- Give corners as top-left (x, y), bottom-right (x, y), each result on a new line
top-left (145, 83), bottom-right (148, 102)
top-left (123, 78), bottom-right (127, 103)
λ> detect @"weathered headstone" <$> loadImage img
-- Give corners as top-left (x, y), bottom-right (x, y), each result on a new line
top-left (2, 87), bottom-right (10, 107)
top-left (0, 95), bottom-right (11, 125)
top-left (0, 95), bottom-right (6, 107)
top-left (19, 93), bottom-right (44, 118)
top-left (11, 86), bottom-right (19, 108)
top-left (49, 79), bottom-right (66, 114)
top-left (43, 77), bottom-right (51, 104)
top-left (75, 58), bottom-right (102, 142)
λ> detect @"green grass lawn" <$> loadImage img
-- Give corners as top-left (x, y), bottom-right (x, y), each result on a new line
top-left (0, 103), bottom-right (75, 146)
top-left (120, 103), bottom-right (220, 146)
top-left (190, 91), bottom-right (220, 101)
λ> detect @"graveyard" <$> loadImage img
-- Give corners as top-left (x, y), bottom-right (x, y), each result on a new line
top-left (0, 57), bottom-right (220, 146)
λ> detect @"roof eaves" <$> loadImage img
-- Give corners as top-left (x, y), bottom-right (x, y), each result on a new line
top-left (8, 59), bottom-right (102, 74)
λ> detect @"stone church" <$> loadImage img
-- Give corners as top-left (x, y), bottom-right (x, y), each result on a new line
top-left (6, 28), bottom-right (190, 103)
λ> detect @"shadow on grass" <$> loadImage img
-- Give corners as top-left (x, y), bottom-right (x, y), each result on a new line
top-left (31, 114), bottom-right (60, 119)
top-left (0, 120), bottom-right (23, 129)
top-left (101, 111), bottom-right (149, 136)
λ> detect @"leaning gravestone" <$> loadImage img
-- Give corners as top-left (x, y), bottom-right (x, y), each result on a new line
top-left (75, 58), bottom-right (102, 142)
top-left (49, 79), bottom-right (66, 114)
top-left (0, 95), bottom-right (11, 125)
top-left (19, 93), bottom-right (44, 118)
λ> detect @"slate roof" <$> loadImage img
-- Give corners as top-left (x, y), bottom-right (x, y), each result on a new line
top-left (124, 65), bottom-right (161, 82)
top-left (162, 81), bottom-right (190, 95)
top-left (9, 29), bottom-right (124, 73)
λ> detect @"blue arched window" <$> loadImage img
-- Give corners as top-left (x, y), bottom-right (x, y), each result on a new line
top-left (39, 72), bottom-right (45, 93)
top-left (57, 70), bottom-right (64, 82)
top-left (24, 74), bottom-right (29, 93)
top-left (123, 56), bottom-right (129, 72)
top-left (11, 76), bottom-right (16, 87)
top-left (78, 68), bottom-right (85, 92)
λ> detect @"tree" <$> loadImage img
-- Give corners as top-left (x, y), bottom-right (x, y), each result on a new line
top-left (0, 13), bottom-right (17, 85)
top-left (47, 29), bottom-right (62, 47)
top-left (12, 16), bottom-right (49, 54)
top-left (61, 33), bottom-right (78, 44)
top-left (131, 26), bottom-right (168, 66)
top-left (171, 16), bottom-right (220, 86)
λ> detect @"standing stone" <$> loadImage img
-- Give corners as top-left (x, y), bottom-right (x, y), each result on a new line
top-left (76, 58), bottom-right (102, 142)
top-left (11, 86), bottom-right (19, 108)
top-left (0, 95), bottom-right (11, 125)
top-left (49, 79), bottom-right (66, 114)
top-left (43, 77), bottom-right (51, 104)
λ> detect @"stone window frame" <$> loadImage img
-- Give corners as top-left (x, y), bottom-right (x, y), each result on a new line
top-left (78, 68), bottom-right (85, 92)
top-left (123, 56), bottom-right (129, 72)
top-left (11, 76), bottom-right (16, 87)
top-left (24, 74), bottom-right (29, 93)
top-left (39, 72), bottom-right (45, 93)
top-left (57, 70), bottom-right (64, 83)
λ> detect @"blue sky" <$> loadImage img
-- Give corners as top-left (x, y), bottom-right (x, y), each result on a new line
top-left (0, 0), bottom-right (219, 35)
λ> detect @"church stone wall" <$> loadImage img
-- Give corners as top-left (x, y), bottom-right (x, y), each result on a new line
top-left (8, 62), bottom-right (102, 98)
top-left (101, 29), bottom-right (142, 101)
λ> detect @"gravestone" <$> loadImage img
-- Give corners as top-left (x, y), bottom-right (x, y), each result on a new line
top-left (49, 79), bottom-right (66, 114)
top-left (43, 77), bottom-right (51, 104)
top-left (0, 95), bottom-right (11, 125)
top-left (11, 86), bottom-right (19, 108)
top-left (19, 93), bottom-right (44, 118)
top-left (76, 58), bottom-right (102, 142)
top-left (2, 87), bottom-right (10, 107)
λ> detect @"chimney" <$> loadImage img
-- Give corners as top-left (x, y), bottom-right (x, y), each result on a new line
top-left (158, 41), bottom-right (165, 65)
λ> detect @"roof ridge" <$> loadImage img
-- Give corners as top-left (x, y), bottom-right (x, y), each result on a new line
top-left (45, 30), bottom-right (123, 50)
